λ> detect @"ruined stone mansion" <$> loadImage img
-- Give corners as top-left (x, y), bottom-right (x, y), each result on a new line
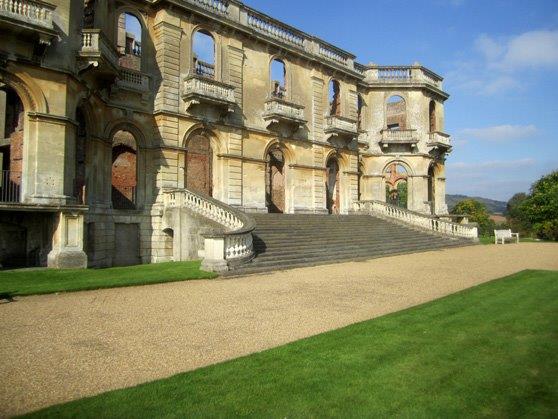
top-left (0, 0), bottom-right (470, 271)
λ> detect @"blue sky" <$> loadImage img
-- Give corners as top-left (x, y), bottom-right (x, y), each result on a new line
top-left (243, 0), bottom-right (558, 201)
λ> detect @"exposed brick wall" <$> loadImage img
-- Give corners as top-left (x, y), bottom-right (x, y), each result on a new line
top-left (9, 130), bottom-right (23, 185)
top-left (112, 145), bottom-right (137, 209)
top-left (386, 101), bottom-right (406, 129)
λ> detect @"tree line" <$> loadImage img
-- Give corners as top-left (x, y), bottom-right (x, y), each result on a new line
top-left (450, 170), bottom-right (558, 240)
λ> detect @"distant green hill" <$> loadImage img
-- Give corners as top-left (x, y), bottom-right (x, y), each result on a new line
top-left (446, 194), bottom-right (507, 214)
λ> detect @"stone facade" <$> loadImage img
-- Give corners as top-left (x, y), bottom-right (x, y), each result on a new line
top-left (0, 0), bottom-right (452, 269)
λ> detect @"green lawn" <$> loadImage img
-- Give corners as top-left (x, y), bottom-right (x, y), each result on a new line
top-left (479, 235), bottom-right (549, 245)
top-left (26, 270), bottom-right (558, 418)
top-left (0, 261), bottom-right (217, 296)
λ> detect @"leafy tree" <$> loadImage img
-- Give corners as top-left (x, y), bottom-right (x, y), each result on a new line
top-left (451, 199), bottom-right (495, 236)
top-left (506, 192), bottom-right (531, 235)
top-left (520, 171), bottom-right (558, 240)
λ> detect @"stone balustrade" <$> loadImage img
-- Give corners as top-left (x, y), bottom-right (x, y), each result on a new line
top-left (368, 65), bottom-right (443, 90)
top-left (380, 129), bottom-right (418, 146)
top-left (0, 0), bottom-right (54, 29)
top-left (164, 189), bottom-right (255, 271)
top-left (187, 0), bottom-right (229, 15)
top-left (263, 98), bottom-right (306, 126)
top-left (79, 29), bottom-right (120, 71)
top-left (182, 74), bottom-right (236, 111)
top-left (324, 115), bottom-right (358, 135)
top-left (117, 67), bottom-right (150, 92)
top-left (318, 44), bottom-right (350, 66)
top-left (354, 200), bottom-right (478, 239)
top-left (248, 12), bottom-right (304, 47)
top-left (428, 131), bottom-right (452, 148)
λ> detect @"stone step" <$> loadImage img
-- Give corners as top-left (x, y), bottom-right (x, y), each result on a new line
top-left (228, 213), bottom-right (473, 275)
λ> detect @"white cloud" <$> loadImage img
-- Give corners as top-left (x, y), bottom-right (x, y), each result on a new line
top-left (448, 158), bottom-right (536, 171)
top-left (447, 30), bottom-right (558, 95)
top-left (460, 125), bottom-right (537, 142)
top-left (502, 30), bottom-right (558, 69)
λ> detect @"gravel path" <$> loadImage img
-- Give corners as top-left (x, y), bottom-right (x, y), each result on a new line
top-left (1, 243), bottom-right (557, 416)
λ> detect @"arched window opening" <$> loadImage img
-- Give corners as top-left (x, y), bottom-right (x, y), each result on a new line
top-left (111, 130), bottom-right (137, 209)
top-left (75, 108), bottom-right (87, 204)
top-left (163, 228), bottom-right (174, 259)
top-left (326, 157), bottom-right (340, 214)
top-left (0, 86), bottom-right (24, 203)
top-left (329, 80), bottom-right (341, 116)
top-left (185, 132), bottom-right (212, 196)
top-left (193, 30), bottom-right (215, 79)
top-left (384, 163), bottom-right (408, 209)
top-left (429, 100), bottom-right (437, 132)
top-left (117, 13), bottom-right (142, 70)
top-left (386, 95), bottom-right (406, 130)
top-left (357, 94), bottom-right (364, 130)
top-left (266, 145), bottom-right (285, 213)
top-left (270, 59), bottom-right (286, 99)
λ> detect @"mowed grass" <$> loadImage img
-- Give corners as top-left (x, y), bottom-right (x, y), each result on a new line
top-left (0, 261), bottom-right (217, 296)
top-left (26, 270), bottom-right (558, 418)
top-left (479, 235), bottom-right (550, 245)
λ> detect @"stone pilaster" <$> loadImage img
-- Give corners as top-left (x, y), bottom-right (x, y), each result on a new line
top-left (153, 21), bottom-right (181, 114)
top-left (48, 211), bottom-right (87, 268)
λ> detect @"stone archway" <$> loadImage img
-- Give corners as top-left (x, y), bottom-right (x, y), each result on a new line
top-left (185, 132), bottom-right (212, 196)
top-left (326, 157), bottom-right (340, 215)
top-left (384, 162), bottom-right (408, 209)
top-left (266, 145), bottom-right (285, 213)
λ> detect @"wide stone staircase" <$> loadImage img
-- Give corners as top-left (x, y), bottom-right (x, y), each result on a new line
top-left (227, 213), bottom-right (474, 275)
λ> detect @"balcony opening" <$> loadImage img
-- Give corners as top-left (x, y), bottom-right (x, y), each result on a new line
top-left (193, 30), bottom-right (215, 79)
top-left (83, 0), bottom-right (95, 28)
top-left (270, 59), bottom-right (286, 99)
top-left (185, 132), bottom-right (213, 196)
top-left (111, 130), bottom-right (137, 209)
top-left (75, 108), bottom-right (87, 205)
top-left (117, 12), bottom-right (142, 70)
top-left (266, 145), bottom-right (285, 213)
top-left (386, 95), bottom-right (406, 130)
top-left (385, 162), bottom-right (408, 209)
top-left (329, 80), bottom-right (341, 116)
top-left (0, 86), bottom-right (24, 203)
top-left (429, 100), bottom-right (437, 132)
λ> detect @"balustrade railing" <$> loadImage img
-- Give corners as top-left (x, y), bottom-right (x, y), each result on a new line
top-left (164, 189), bottom-right (255, 268)
top-left (183, 74), bottom-right (236, 105)
top-left (117, 67), bottom-right (150, 91)
top-left (194, 59), bottom-right (215, 78)
top-left (319, 44), bottom-right (349, 66)
top-left (0, 0), bottom-right (55, 29)
top-left (80, 29), bottom-right (120, 67)
top-left (187, 0), bottom-right (229, 15)
top-left (354, 200), bottom-right (478, 239)
top-left (381, 129), bottom-right (417, 143)
top-left (324, 115), bottom-right (358, 134)
top-left (369, 65), bottom-right (444, 89)
top-left (428, 131), bottom-right (451, 147)
top-left (0, 170), bottom-right (21, 203)
top-left (248, 12), bottom-right (304, 47)
top-left (264, 98), bottom-right (305, 122)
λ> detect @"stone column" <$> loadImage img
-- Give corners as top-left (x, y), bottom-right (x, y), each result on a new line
top-left (48, 211), bottom-right (87, 268)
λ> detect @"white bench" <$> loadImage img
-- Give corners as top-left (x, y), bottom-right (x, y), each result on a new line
top-left (494, 229), bottom-right (519, 244)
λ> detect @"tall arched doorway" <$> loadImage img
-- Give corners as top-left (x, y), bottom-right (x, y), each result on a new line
top-left (326, 157), bottom-right (340, 214)
top-left (75, 108), bottom-right (87, 204)
top-left (0, 86), bottom-right (24, 203)
top-left (111, 130), bottom-right (137, 209)
top-left (266, 145), bottom-right (285, 213)
top-left (385, 162), bottom-right (408, 209)
top-left (185, 132), bottom-right (212, 196)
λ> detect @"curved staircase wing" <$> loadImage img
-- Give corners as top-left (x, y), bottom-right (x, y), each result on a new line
top-left (163, 189), bottom-right (255, 272)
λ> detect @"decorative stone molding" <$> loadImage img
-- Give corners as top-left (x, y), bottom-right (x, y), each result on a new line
top-left (263, 97), bottom-right (306, 132)
top-left (380, 129), bottom-right (418, 148)
top-left (0, 0), bottom-right (57, 44)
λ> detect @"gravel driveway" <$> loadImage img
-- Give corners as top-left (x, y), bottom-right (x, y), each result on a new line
top-left (1, 243), bottom-right (557, 416)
